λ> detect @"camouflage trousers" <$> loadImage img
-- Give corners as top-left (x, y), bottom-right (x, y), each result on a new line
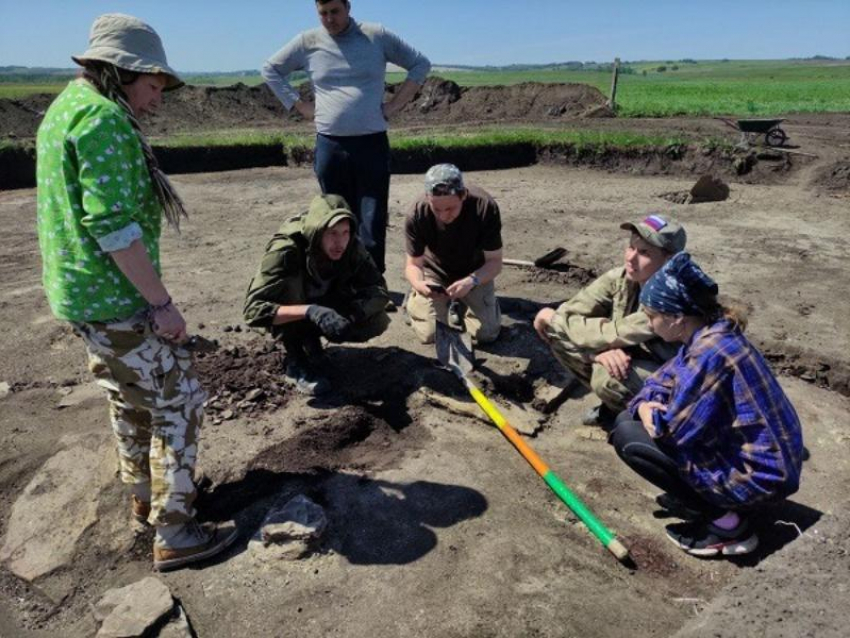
top-left (546, 333), bottom-right (661, 413)
top-left (71, 313), bottom-right (206, 527)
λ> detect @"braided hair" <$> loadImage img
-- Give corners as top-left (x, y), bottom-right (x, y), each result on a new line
top-left (82, 61), bottom-right (187, 231)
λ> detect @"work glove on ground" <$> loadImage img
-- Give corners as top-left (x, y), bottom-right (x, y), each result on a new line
top-left (306, 305), bottom-right (351, 342)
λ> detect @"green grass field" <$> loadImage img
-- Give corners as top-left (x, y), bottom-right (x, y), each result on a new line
top-left (3, 59), bottom-right (849, 116)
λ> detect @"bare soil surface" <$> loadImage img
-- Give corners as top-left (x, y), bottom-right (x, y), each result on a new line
top-left (1, 142), bottom-right (849, 636)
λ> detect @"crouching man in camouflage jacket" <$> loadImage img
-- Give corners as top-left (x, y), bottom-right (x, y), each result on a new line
top-left (243, 195), bottom-right (390, 395)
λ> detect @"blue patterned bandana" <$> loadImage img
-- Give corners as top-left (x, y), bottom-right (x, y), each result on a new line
top-left (639, 252), bottom-right (718, 316)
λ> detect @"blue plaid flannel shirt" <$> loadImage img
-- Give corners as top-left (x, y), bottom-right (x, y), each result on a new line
top-left (629, 320), bottom-right (804, 509)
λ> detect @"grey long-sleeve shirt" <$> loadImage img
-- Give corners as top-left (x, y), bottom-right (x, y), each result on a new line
top-left (262, 19), bottom-right (431, 136)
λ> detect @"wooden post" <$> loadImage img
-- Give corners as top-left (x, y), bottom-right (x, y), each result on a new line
top-left (608, 57), bottom-right (620, 112)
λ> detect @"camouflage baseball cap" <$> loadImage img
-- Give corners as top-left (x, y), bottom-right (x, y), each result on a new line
top-left (620, 214), bottom-right (687, 253)
top-left (424, 164), bottom-right (465, 195)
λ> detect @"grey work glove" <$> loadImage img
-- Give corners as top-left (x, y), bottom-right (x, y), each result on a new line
top-left (306, 305), bottom-right (351, 342)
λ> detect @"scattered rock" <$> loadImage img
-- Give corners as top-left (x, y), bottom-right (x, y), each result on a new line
top-left (0, 380), bottom-right (10, 398)
top-left (577, 427), bottom-right (608, 442)
top-left (194, 339), bottom-right (290, 419)
top-left (93, 577), bottom-right (174, 638)
top-left (158, 604), bottom-right (194, 638)
top-left (250, 495), bottom-right (327, 562)
top-left (0, 436), bottom-right (111, 583)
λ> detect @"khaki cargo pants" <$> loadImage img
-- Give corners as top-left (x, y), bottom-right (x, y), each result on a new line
top-left (72, 313), bottom-right (206, 527)
top-left (406, 281), bottom-right (501, 344)
top-left (545, 330), bottom-right (661, 413)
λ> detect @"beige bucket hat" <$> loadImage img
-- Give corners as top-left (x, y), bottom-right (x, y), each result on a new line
top-left (72, 13), bottom-right (183, 90)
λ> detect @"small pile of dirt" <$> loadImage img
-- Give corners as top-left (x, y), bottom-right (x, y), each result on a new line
top-left (811, 159), bottom-right (850, 195)
top-left (519, 262), bottom-right (598, 287)
top-left (661, 174), bottom-right (730, 204)
top-left (249, 406), bottom-right (406, 474)
top-left (194, 340), bottom-right (291, 422)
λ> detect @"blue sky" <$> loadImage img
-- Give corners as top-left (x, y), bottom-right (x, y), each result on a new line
top-left (1, 0), bottom-right (848, 71)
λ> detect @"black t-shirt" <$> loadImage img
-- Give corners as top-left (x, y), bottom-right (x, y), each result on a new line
top-left (404, 186), bottom-right (503, 283)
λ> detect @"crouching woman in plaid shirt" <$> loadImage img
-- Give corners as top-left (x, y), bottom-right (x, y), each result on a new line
top-left (609, 252), bottom-right (804, 557)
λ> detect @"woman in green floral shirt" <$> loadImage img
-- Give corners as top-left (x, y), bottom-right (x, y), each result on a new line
top-left (36, 13), bottom-right (236, 571)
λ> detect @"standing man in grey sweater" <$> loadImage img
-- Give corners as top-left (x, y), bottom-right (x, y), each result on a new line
top-left (262, 0), bottom-right (431, 273)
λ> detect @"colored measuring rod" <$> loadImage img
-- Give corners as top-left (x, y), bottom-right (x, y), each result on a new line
top-left (466, 382), bottom-right (630, 563)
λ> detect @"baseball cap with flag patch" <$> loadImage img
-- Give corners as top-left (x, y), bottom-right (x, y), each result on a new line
top-left (620, 214), bottom-right (686, 253)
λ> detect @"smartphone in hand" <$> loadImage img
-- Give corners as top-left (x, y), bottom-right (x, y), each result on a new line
top-left (426, 282), bottom-right (447, 295)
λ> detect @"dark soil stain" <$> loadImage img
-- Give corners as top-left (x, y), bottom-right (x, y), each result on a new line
top-left (759, 343), bottom-right (850, 397)
top-left (518, 261), bottom-right (598, 288)
top-left (249, 405), bottom-right (429, 476)
top-left (624, 535), bottom-right (682, 577)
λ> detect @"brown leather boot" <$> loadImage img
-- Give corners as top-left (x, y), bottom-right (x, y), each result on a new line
top-left (131, 495), bottom-right (151, 523)
top-left (153, 520), bottom-right (238, 572)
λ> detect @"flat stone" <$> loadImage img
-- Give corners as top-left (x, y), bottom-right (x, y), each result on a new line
top-left (577, 427), bottom-right (608, 442)
top-left (532, 371), bottom-right (577, 414)
top-left (0, 381), bottom-right (10, 398)
top-left (93, 577), bottom-right (174, 638)
top-left (261, 494), bottom-right (327, 545)
top-left (249, 537), bottom-right (310, 562)
top-left (157, 604), bottom-right (193, 638)
top-left (0, 445), bottom-right (102, 581)
top-left (492, 399), bottom-right (541, 436)
top-left (56, 381), bottom-right (103, 408)
top-left (245, 388), bottom-right (265, 402)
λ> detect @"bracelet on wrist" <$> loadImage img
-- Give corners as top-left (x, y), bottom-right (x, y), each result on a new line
top-left (150, 297), bottom-right (173, 313)
top-left (469, 273), bottom-right (481, 287)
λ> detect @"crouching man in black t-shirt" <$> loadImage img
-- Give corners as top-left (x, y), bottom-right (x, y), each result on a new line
top-left (404, 164), bottom-right (503, 344)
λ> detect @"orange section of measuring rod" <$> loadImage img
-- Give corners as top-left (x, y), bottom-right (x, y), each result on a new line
top-left (468, 385), bottom-right (550, 477)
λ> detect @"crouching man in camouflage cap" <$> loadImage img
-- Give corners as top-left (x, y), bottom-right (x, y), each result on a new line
top-left (243, 195), bottom-right (390, 395)
top-left (534, 215), bottom-right (686, 427)
top-left (404, 164), bottom-right (503, 344)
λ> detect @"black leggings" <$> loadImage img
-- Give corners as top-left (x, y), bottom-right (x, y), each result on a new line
top-left (609, 411), bottom-right (725, 520)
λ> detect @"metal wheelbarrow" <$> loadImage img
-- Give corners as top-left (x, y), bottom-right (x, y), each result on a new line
top-left (717, 117), bottom-right (788, 148)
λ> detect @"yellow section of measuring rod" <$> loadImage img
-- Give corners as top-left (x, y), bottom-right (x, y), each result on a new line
top-left (467, 384), bottom-right (551, 478)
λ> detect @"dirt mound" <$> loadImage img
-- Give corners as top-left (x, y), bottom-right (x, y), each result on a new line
top-left (395, 77), bottom-right (608, 123)
top-left (517, 261), bottom-right (598, 287)
top-left (249, 405), bottom-right (421, 475)
top-left (0, 94), bottom-right (54, 139)
top-left (660, 174), bottom-right (731, 204)
top-left (194, 340), bottom-right (291, 423)
top-left (811, 159), bottom-right (850, 195)
top-left (1, 77), bottom-right (609, 139)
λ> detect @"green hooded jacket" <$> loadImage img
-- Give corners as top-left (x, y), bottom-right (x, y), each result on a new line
top-left (243, 195), bottom-right (389, 331)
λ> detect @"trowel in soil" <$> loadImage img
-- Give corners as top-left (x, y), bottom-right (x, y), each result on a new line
top-left (503, 246), bottom-right (567, 269)
top-left (435, 317), bottom-right (630, 564)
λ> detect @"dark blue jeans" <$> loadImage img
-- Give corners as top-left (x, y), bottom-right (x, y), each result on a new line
top-left (314, 132), bottom-right (391, 273)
